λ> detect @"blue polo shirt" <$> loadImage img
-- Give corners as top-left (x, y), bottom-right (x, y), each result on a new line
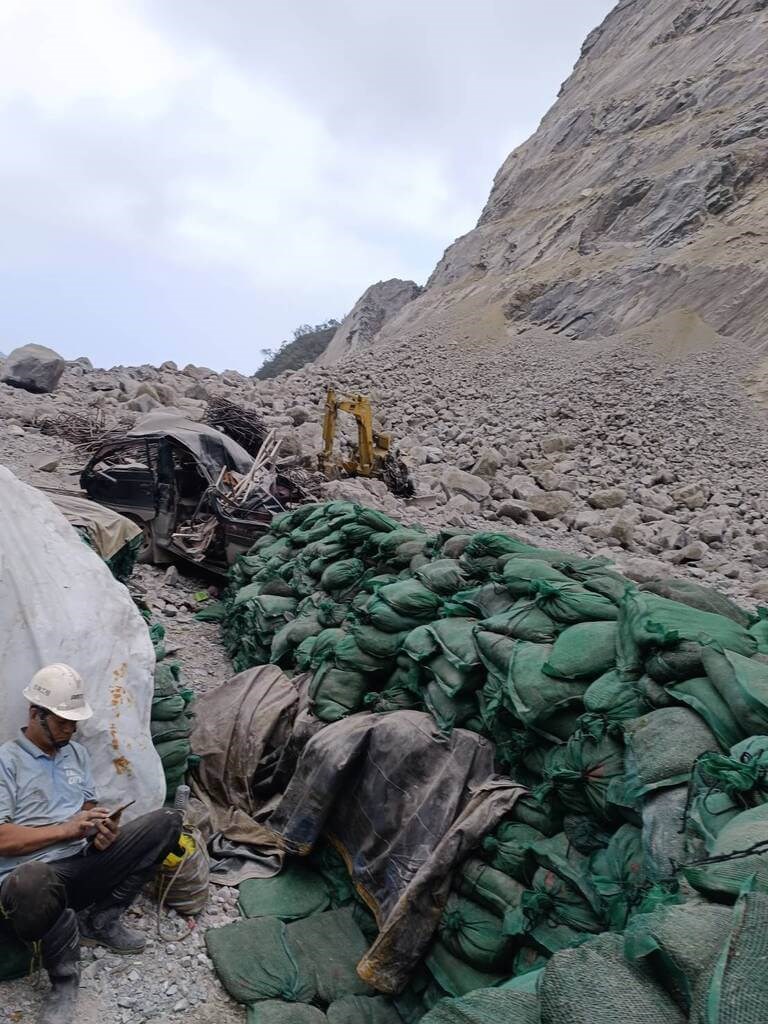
top-left (0, 730), bottom-right (97, 882)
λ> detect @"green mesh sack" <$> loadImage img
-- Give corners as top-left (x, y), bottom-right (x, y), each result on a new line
top-left (645, 641), bottom-right (705, 683)
top-left (510, 793), bottom-right (564, 837)
top-left (539, 932), bottom-right (685, 1024)
top-left (153, 660), bottom-right (182, 697)
top-left (419, 989), bottom-right (540, 1024)
top-left (501, 558), bottom-right (572, 597)
top-left (583, 670), bottom-right (646, 725)
top-left (247, 1003), bottom-right (325, 1024)
top-left (588, 824), bottom-right (647, 930)
top-left (270, 613), bottom-right (323, 666)
top-left (560, 560), bottom-right (630, 603)
top-left (350, 624), bottom-right (410, 659)
top-left (543, 621), bottom-right (618, 681)
top-left (457, 858), bottom-right (526, 917)
top-left (513, 943), bottom-right (550, 978)
top-left (205, 916), bottom-right (316, 1004)
top-left (530, 579), bottom-right (619, 625)
top-left (310, 628), bottom-right (346, 667)
top-left (749, 607), bottom-right (768, 654)
top-left (622, 708), bottom-right (719, 803)
top-left (0, 934), bottom-right (32, 982)
top-left (326, 995), bottom-right (402, 1024)
top-left (309, 663), bottom-right (370, 722)
top-left (501, 640), bottom-right (589, 738)
top-left (624, 900), bottom-right (734, 1012)
top-left (320, 558), bottom-right (366, 593)
top-left (701, 646), bottom-right (768, 735)
top-left (295, 636), bottom-right (318, 672)
top-left (640, 578), bottom-right (753, 629)
top-left (364, 595), bottom-right (421, 633)
top-left (238, 862), bottom-right (331, 921)
top-left (332, 635), bottom-right (391, 676)
top-left (689, 890), bottom-right (768, 1024)
top-left (663, 675), bottom-right (745, 750)
top-left (684, 803), bottom-right (768, 898)
top-left (287, 907), bottom-right (373, 1004)
top-left (377, 579), bottom-right (442, 620)
top-left (151, 694), bottom-right (187, 721)
top-left (481, 822), bottom-right (545, 884)
top-left (479, 599), bottom-right (559, 643)
top-left (425, 940), bottom-right (505, 998)
top-left (414, 559), bottom-right (469, 596)
top-left (155, 738), bottom-right (190, 771)
top-left (424, 680), bottom-right (477, 734)
top-left (547, 723), bottom-right (625, 821)
top-left (444, 583), bottom-right (517, 620)
top-left (150, 713), bottom-right (194, 743)
top-left (617, 591), bottom-right (756, 676)
top-left (438, 894), bottom-right (510, 970)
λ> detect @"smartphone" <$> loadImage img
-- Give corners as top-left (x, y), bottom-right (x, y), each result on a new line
top-left (86, 800), bottom-right (136, 843)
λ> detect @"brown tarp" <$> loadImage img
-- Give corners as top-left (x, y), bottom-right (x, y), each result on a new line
top-left (189, 665), bottom-right (303, 881)
top-left (264, 710), bottom-right (526, 994)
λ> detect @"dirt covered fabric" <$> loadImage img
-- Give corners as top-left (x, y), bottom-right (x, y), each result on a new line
top-left (265, 710), bottom-right (525, 993)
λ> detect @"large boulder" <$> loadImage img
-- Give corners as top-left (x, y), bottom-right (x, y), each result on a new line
top-left (1, 344), bottom-right (66, 393)
top-left (441, 467), bottom-right (491, 503)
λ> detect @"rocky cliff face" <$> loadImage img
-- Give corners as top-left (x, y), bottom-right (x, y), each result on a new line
top-left (317, 279), bottom-right (421, 365)
top-left (339, 0), bottom-right (768, 359)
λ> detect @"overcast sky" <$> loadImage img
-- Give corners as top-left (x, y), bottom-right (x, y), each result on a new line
top-left (0, 1), bottom-right (615, 372)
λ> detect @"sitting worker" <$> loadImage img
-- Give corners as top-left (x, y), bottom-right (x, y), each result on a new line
top-left (0, 664), bottom-right (182, 1024)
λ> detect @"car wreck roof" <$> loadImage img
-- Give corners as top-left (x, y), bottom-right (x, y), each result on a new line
top-left (126, 408), bottom-right (253, 478)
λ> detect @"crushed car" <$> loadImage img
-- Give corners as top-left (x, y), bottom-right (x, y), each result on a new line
top-left (80, 410), bottom-right (313, 574)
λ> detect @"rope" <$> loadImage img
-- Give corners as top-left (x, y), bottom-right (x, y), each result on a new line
top-left (155, 847), bottom-right (195, 944)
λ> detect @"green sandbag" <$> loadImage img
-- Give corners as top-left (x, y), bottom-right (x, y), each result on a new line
top-left (150, 714), bottom-right (193, 743)
top-left (327, 995), bottom-right (402, 1024)
top-left (424, 680), bottom-right (476, 733)
top-left (664, 677), bottom-right (745, 750)
top-left (749, 607), bottom-right (768, 654)
top-left (286, 907), bottom-right (373, 1004)
top-left (365, 682), bottom-right (420, 713)
top-left (589, 824), bottom-right (647, 930)
top-left (425, 940), bottom-right (505, 998)
top-left (350, 624), bottom-right (410, 659)
top-left (543, 621), bottom-right (618, 681)
top-left (309, 663), bottom-right (370, 722)
top-left (443, 584), bottom-right (517, 620)
top-left (457, 858), bottom-right (525, 917)
top-left (501, 558), bottom-right (571, 597)
top-left (438, 894), bottom-right (510, 970)
top-left (481, 822), bottom-right (545, 884)
top-left (378, 579), bottom-right (442, 620)
top-left (238, 862), bottom-right (331, 921)
top-left (364, 595), bottom-right (420, 633)
top-left (414, 559), bottom-right (468, 596)
top-left (583, 670), bottom-right (646, 724)
top-left (270, 613), bottom-right (323, 665)
top-left (0, 934), bottom-right (31, 982)
top-left (512, 944), bottom-right (550, 978)
top-left (560, 560), bottom-right (630, 603)
top-left (310, 628), bottom-right (346, 667)
top-left (419, 989), bottom-right (541, 1024)
top-left (333, 635), bottom-right (391, 675)
top-left (505, 641), bottom-right (589, 737)
top-left (320, 558), bottom-right (366, 593)
top-left (617, 591), bottom-right (756, 676)
top-left (510, 793), bottom-right (564, 837)
top-left (295, 636), bottom-right (318, 672)
top-left (624, 900), bottom-right (734, 1012)
top-left (530, 579), bottom-right (619, 624)
top-left (539, 932), bottom-right (685, 1024)
top-left (151, 694), bottom-right (187, 721)
top-left (645, 641), bottom-right (704, 683)
top-left (247, 1002), bottom-right (326, 1024)
top-left (640, 578), bottom-right (753, 629)
top-left (702, 645), bottom-right (768, 735)
top-left (205, 916), bottom-right (316, 1004)
top-left (622, 708), bottom-right (719, 802)
top-left (684, 803), bottom-right (768, 898)
top-left (548, 724), bottom-right (625, 821)
top-left (689, 890), bottom-right (768, 1024)
top-left (155, 738), bottom-right (190, 771)
top-left (480, 599), bottom-right (559, 643)
top-left (426, 655), bottom-right (484, 699)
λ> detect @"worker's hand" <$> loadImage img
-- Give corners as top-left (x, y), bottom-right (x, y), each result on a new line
top-left (62, 807), bottom-right (109, 841)
top-left (91, 814), bottom-right (120, 852)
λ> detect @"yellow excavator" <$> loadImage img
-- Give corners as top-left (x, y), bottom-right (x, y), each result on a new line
top-left (318, 387), bottom-right (412, 495)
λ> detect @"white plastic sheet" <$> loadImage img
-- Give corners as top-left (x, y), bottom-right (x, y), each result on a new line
top-left (0, 466), bottom-right (165, 817)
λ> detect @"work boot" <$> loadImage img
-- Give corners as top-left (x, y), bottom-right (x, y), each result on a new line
top-left (40, 908), bottom-right (80, 1024)
top-left (79, 905), bottom-right (146, 955)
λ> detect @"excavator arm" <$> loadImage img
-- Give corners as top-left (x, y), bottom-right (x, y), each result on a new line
top-left (319, 387), bottom-right (390, 478)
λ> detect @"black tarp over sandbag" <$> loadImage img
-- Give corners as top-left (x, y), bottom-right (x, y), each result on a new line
top-left (264, 710), bottom-right (525, 993)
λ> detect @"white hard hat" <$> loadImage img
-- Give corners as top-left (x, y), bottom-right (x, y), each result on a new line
top-left (23, 664), bottom-right (94, 722)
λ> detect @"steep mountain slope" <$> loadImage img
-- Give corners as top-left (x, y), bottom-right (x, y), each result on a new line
top-left (333, 0), bottom-right (768, 360)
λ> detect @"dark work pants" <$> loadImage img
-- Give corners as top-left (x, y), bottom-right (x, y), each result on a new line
top-left (0, 809), bottom-right (182, 944)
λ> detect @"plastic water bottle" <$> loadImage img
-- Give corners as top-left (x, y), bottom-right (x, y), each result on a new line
top-left (173, 785), bottom-right (190, 811)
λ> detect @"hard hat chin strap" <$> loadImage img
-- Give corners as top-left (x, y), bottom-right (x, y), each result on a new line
top-left (33, 706), bottom-right (71, 750)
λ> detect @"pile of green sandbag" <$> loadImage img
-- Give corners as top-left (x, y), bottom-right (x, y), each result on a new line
top-left (148, 620), bottom-right (197, 801)
top-left (214, 501), bottom-right (768, 1012)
